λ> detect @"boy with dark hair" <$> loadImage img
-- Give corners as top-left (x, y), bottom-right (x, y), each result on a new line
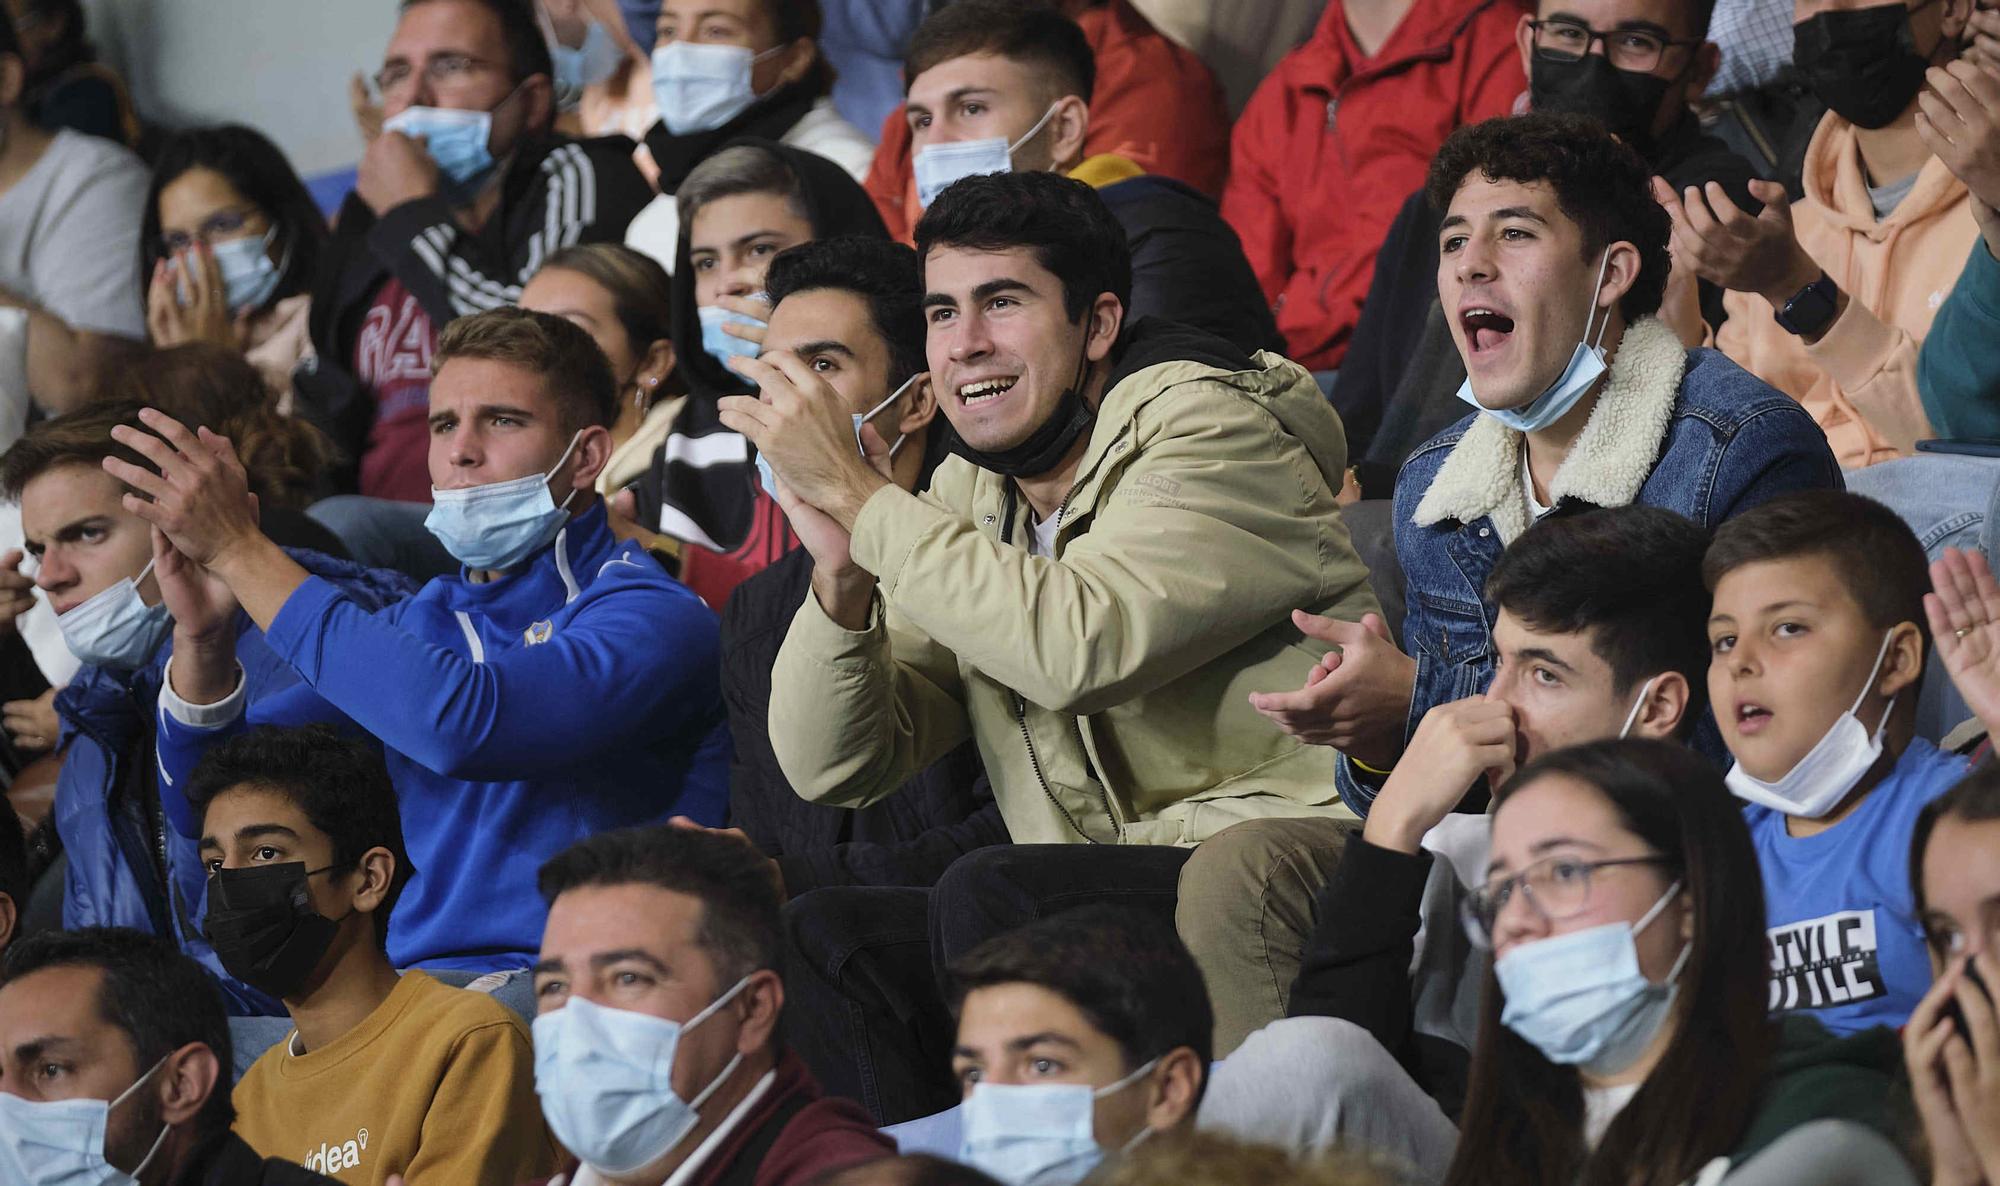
top-left (1253, 113), bottom-right (1838, 820)
top-left (1341, 0), bottom-right (1761, 479)
top-left (191, 725), bottom-right (556, 1184)
top-left (1191, 505), bottom-right (1714, 1061)
top-left (726, 166), bottom-right (1375, 1124)
top-left (859, 0), bottom-right (1266, 354)
top-left (862, 0), bottom-right (1232, 234)
top-left (1706, 490), bottom-right (1969, 1036)
top-left (142, 305), bottom-right (729, 998)
top-left (947, 905), bottom-right (1210, 1183)
top-left (0, 927), bottom-right (336, 1184)
top-left (526, 825), bottom-right (890, 1186)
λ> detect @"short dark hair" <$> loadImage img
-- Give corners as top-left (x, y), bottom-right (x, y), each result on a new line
top-left (1912, 764), bottom-right (2000, 920)
top-left (435, 306), bottom-right (619, 434)
top-left (2, 927), bottom-right (235, 1136)
top-left (767, 237), bottom-right (927, 383)
top-left (183, 725), bottom-right (411, 948)
top-left (916, 170), bottom-right (1131, 322)
top-left (0, 400), bottom-right (176, 502)
top-left (141, 125), bottom-right (328, 311)
top-left (904, 0), bottom-right (1094, 104)
top-left (1426, 113), bottom-right (1672, 321)
top-left (948, 905), bottom-right (1213, 1091)
top-left (538, 826), bottom-right (781, 985)
top-left (1486, 507), bottom-right (1712, 731)
top-left (399, 0), bottom-right (553, 85)
top-left (0, 796), bottom-right (23, 929)
top-left (1703, 491), bottom-right (1933, 652)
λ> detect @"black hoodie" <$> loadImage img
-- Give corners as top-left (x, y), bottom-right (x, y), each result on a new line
top-left (628, 140), bottom-right (889, 607)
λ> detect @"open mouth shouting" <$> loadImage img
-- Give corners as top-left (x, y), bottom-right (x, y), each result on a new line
top-left (1733, 700), bottom-right (1774, 737)
top-left (1460, 305), bottom-right (1516, 358)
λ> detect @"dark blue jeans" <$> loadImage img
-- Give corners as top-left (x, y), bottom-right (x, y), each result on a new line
top-left (781, 843), bottom-right (1191, 1125)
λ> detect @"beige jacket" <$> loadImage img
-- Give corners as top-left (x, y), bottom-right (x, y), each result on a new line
top-left (769, 339), bottom-right (1379, 846)
top-left (1717, 115), bottom-right (1976, 468)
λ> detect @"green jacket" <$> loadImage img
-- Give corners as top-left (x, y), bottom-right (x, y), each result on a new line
top-left (769, 320), bottom-right (1380, 846)
top-left (1733, 1016), bottom-right (1907, 1164)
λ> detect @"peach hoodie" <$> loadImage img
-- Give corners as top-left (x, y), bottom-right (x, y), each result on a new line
top-left (1717, 114), bottom-right (1977, 468)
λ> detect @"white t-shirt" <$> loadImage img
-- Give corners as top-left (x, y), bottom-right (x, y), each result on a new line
top-left (0, 129), bottom-right (148, 341)
top-left (1521, 448), bottom-right (1554, 521)
top-left (1029, 510), bottom-right (1061, 558)
top-left (1584, 1081), bottom-right (1642, 1150)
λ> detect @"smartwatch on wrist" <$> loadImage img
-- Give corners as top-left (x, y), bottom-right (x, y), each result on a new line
top-left (1773, 273), bottom-right (1839, 337)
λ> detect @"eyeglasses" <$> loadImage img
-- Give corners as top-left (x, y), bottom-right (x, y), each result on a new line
top-left (1461, 854), bottom-right (1677, 948)
top-left (373, 52), bottom-right (504, 99)
top-left (1527, 18), bottom-right (1700, 75)
top-left (159, 207), bottom-right (265, 254)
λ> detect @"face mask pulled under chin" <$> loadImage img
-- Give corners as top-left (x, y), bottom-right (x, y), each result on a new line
top-left (58, 557), bottom-right (171, 670)
top-left (532, 979), bottom-right (753, 1176)
top-left (0, 1055), bottom-right (173, 1186)
top-left (957, 1058), bottom-right (1158, 1186)
top-left (423, 431), bottom-right (584, 571)
top-left (912, 102), bottom-right (1059, 210)
top-left (1496, 880), bottom-right (1690, 1077)
top-left (1454, 247), bottom-right (1615, 433)
top-left (1724, 631), bottom-right (1898, 818)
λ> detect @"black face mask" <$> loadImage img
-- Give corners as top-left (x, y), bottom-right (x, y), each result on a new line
top-left (1793, 1), bottom-right (1936, 131)
top-left (1530, 52), bottom-right (1675, 153)
top-left (204, 862), bottom-right (350, 1001)
top-left (948, 344), bottom-right (1098, 479)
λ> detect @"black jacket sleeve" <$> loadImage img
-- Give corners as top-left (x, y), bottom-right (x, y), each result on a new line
top-left (1288, 830), bottom-right (1435, 1056)
top-left (775, 788), bottom-right (1009, 896)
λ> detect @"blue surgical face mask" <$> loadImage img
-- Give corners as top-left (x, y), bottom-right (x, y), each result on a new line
top-left (382, 103), bottom-right (500, 198)
top-left (0, 1055), bottom-right (171, 1186)
top-left (424, 432), bottom-right (584, 571)
top-left (551, 20), bottom-right (623, 108)
top-left (57, 557), bottom-right (171, 671)
top-left (698, 302), bottom-right (767, 370)
top-left (755, 373), bottom-right (918, 495)
top-left (1495, 879), bottom-right (1689, 1077)
top-left (1454, 248), bottom-right (1614, 434)
top-left (958, 1057), bottom-right (1157, 1186)
top-left (533, 979), bottom-right (752, 1176)
top-left (913, 103), bottom-right (1060, 210)
top-left (651, 41), bottom-right (783, 135)
top-left (211, 228), bottom-right (285, 315)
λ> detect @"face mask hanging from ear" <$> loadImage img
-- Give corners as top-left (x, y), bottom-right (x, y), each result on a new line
top-left (755, 373), bottom-right (919, 495)
top-left (1454, 247), bottom-right (1615, 433)
top-left (58, 557), bottom-right (172, 671)
top-left (1617, 676), bottom-right (1659, 740)
top-left (1724, 631), bottom-right (1899, 818)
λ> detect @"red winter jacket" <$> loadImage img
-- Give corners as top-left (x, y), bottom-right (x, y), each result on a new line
top-left (863, 0), bottom-right (1231, 241)
top-left (1222, 0), bottom-right (1528, 371)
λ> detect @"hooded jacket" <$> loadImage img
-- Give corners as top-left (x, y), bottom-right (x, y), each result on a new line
top-left (629, 139), bottom-right (890, 609)
top-left (1717, 114), bottom-right (1978, 467)
top-left (296, 133), bottom-right (654, 494)
top-left (55, 550), bottom-right (413, 1015)
top-left (1222, 0), bottom-right (1527, 372)
top-left (769, 318), bottom-right (1380, 845)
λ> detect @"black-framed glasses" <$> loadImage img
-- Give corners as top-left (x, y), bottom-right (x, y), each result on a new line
top-left (1461, 854), bottom-right (1678, 948)
top-left (373, 52), bottom-right (502, 98)
top-left (1528, 18), bottom-right (1700, 74)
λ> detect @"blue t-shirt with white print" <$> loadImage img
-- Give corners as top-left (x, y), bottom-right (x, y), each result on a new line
top-left (1748, 737), bottom-right (1967, 1036)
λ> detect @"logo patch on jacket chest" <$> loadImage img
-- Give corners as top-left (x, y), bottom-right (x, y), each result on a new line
top-left (524, 620), bottom-right (554, 645)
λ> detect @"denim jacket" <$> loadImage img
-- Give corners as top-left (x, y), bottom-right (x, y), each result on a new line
top-left (1336, 318), bottom-right (1842, 813)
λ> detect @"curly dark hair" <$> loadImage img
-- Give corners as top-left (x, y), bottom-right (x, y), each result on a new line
top-left (1426, 112), bottom-right (1673, 322)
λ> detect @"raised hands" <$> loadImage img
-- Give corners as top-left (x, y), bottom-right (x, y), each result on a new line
top-left (1249, 610), bottom-right (1417, 771)
top-left (1927, 547), bottom-right (2000, 741)
top-left (717, 351), bottom-right (890, 530)
top-left (103, 409), bottom-right (261, 570)
top-left (147, 243), bottom-right (245, 351)
top-left (1651, 177), bottom-right (1824, 315)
